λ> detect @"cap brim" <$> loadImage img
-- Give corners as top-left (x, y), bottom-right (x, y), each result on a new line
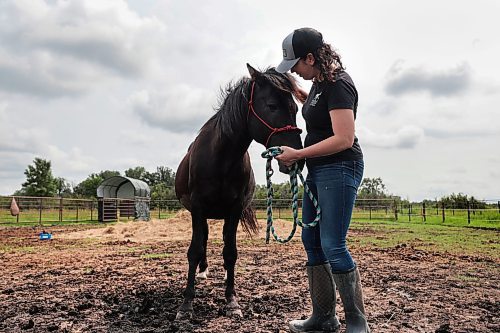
top-left (275, 58), bottom-right (300, 73)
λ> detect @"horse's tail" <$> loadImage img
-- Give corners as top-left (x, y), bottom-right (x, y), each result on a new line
top-left (240, 206), bottom-right (259, 236)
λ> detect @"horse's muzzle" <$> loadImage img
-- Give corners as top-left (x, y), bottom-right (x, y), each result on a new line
top-left (278, 159), bottom-right (305, 175)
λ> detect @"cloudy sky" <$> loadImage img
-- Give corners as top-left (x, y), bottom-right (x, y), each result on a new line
top-left (0, 0), bottom-right (499, 201)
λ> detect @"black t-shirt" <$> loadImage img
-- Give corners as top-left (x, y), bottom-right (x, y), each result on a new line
top-left (302, 71), bottom-right (363, 167)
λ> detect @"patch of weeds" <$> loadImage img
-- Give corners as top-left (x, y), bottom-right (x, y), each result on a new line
top-left (123, 245), bottom-right (152, 253)
top-left (456, 274), bottom-right (479, 282)
top-left (83, 266), bottom-right (95, 275)
top-left (140, 253), bottom-right (173, 260)
top-left (211, 239), bottom-right (223, 245)
top-left (0, 245), bottom-right (13, 254)
top-left (12, 246), bottom-right (37, 253)
top-left (238, 239), bottom-right (261, 246)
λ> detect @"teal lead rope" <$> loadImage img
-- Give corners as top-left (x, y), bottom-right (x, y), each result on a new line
top-left (261, 147), bottom-right (321, 244)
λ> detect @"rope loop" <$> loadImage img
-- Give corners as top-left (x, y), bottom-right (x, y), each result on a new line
top-left (261, 146), bottom-right (321, 244)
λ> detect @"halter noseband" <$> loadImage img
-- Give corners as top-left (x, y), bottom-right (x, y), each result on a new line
top-left (247, 81), bottom-right (302, 147)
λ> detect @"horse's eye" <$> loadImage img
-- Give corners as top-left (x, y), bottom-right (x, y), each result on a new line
top-left (268, 104), bottom-right (278, 111)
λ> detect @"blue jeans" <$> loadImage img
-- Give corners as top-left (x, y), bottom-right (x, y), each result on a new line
top-left (301, 160), bottom-right (364, 273)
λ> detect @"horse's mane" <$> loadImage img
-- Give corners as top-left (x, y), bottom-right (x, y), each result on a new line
top-left (200, 68), bottom-right (300, 140)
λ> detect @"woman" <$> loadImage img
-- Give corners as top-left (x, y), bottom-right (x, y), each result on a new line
top-left (275, 28), bottom-right (369, 333)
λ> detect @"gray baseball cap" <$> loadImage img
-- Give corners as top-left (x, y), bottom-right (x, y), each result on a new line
top-left (276, 27), bottom-right (324, 73)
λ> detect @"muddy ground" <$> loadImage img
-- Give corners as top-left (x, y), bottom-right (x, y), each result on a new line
top-left (0, 212), bottom-right (498, 333)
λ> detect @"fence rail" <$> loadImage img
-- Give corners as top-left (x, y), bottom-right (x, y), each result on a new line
top-left (1, 196), bottom-right (499, 228)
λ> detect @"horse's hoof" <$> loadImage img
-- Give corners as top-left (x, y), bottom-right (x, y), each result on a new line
top-left (175, 310), bottom-right (193, 320)
top-left (226, 299), bottom-right (242, 318)
top-left (226, 308), bottom-right (243, 318)
top-left (196, 268), bottom-right (208, 280)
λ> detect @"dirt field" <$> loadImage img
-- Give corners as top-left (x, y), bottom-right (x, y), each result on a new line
top-left (0, 212), bottom-right (498, 333)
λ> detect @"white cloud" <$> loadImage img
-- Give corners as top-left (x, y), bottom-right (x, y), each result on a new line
top-left (357, 125), bottom-right (424, 149)
top-left (385, 60), bottom-right (472, 97)
top-left (0, 0), bottom-right (166, 97)
top-left (129, 86), bottom-right (215, 133)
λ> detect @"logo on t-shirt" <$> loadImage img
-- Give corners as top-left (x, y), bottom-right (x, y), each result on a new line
top-left (310, 92), bottom-right (322, 107)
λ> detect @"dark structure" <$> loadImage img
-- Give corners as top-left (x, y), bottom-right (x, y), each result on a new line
top-left (96, 176), bottom-right (150, 222)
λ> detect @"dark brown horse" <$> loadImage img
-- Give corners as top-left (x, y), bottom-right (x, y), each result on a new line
top-left (175, 64), bottom-right (305, 319)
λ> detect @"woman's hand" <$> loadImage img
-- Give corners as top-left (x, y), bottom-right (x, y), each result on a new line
top-left (275, 146), bottom-right (303, 167)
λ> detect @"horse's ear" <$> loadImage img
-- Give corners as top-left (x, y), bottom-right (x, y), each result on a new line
top-left (247, 63), bottom-right (260, 80)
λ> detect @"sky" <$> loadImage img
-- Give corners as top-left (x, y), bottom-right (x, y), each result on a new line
top-left (0, 0), bottom-right (499, 202)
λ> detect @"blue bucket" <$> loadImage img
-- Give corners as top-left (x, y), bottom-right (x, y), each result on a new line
top-left (39, 232), bottom-right (52, 240)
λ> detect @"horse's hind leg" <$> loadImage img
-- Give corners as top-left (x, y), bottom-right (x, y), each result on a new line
top-left (176, 211), bottom-right (208, 320)
top-left (222, 216), bottom-right (242, 317)
top-left (197, 223), bottom-right (209, 279)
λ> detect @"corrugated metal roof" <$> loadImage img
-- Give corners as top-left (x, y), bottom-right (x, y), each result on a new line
top-left (96, 176), bottom-right (150, 198)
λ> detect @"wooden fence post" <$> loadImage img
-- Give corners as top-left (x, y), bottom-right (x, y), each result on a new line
top-left (394, 200), bottom-right (398, 220)
top-left (441, 201), bottom-right (445, 222)
top-left (498, 201), bottom-right (500, 214)
top-left (39, 198), bottom-right (43, 226)
top-left (467, 201), bottom-right (471, 224)
top-left (59, 197), bottom-right (63, 222)
top-left (422, 202), bottom-right (426, 222)
top-left (408, 204), bottom-right (411, 222)
top-left (16, 198), bottom-right (20, 223)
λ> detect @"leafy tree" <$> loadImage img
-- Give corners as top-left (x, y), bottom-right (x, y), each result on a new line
top-left (98, 170), bottom-right (120, 180)
top-left (149, 167), bottom-right (176, 201)
top-left (150, 183), bottom-right (177, 202)
top-left (142, 166), bottom-right (175, 187)
top-left (21, 158), bottom-right (57, 196)
top-left (253, 182), bottom-right (303, 200)
top-left (440, 193), bottom-right (485, 209)
top-left (157, 166), bottom-right (176, 186)
top-left (125, 166), bottom-right (147, 180)
top-left (358, 177), bottom-right (387, 199)
top-left (55, 177), bottom-right (73, 197)
top-left (74, 170), bottom-right (120, 198)
top-left (73, 174), bottom-right (102, 198)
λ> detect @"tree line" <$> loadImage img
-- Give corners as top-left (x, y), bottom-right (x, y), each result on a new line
top-left (13, 158), bottom-right (176, 202)
top-left (9, 158), bottom-right (488, 208)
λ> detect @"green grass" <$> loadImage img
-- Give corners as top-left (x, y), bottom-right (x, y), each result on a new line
top-left (0, 208), bottom-right (178, 227)
top-left (349, 220), bottom-right (499, 258)
top-left (255, 207), bottom-right (500, 230)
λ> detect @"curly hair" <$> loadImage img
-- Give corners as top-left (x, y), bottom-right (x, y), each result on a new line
top-left (311, 43), bottom-right (345, 82)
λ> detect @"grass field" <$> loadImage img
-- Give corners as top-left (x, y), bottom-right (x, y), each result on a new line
top-left (349, 220), bottom-right (499, 258)
top-left (2, 206), bottom-right (500, 230)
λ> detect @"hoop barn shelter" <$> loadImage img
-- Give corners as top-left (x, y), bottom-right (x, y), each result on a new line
top-left (97, 176), bottom-right (151, 222)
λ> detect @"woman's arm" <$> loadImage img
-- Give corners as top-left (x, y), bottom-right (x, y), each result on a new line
top-left (275, 108), bottom-right (355, 167)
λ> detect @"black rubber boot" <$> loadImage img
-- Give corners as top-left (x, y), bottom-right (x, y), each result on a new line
top-left (332, 267), bottom-right (370, 333)
top-left (289, 263), bottom-right (340, 333)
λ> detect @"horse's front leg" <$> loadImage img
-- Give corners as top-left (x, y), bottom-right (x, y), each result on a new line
top-left (176, 211), bottom-right (208, 320)
top-left (222, 216), bottom-right (242, 317)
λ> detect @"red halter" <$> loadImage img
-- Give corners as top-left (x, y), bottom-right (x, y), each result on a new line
top-left (247, 81), bottom-right (302, 147)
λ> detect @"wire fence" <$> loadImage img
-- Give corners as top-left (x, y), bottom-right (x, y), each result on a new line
top-left (1, 195), bottom-right (499, 228)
